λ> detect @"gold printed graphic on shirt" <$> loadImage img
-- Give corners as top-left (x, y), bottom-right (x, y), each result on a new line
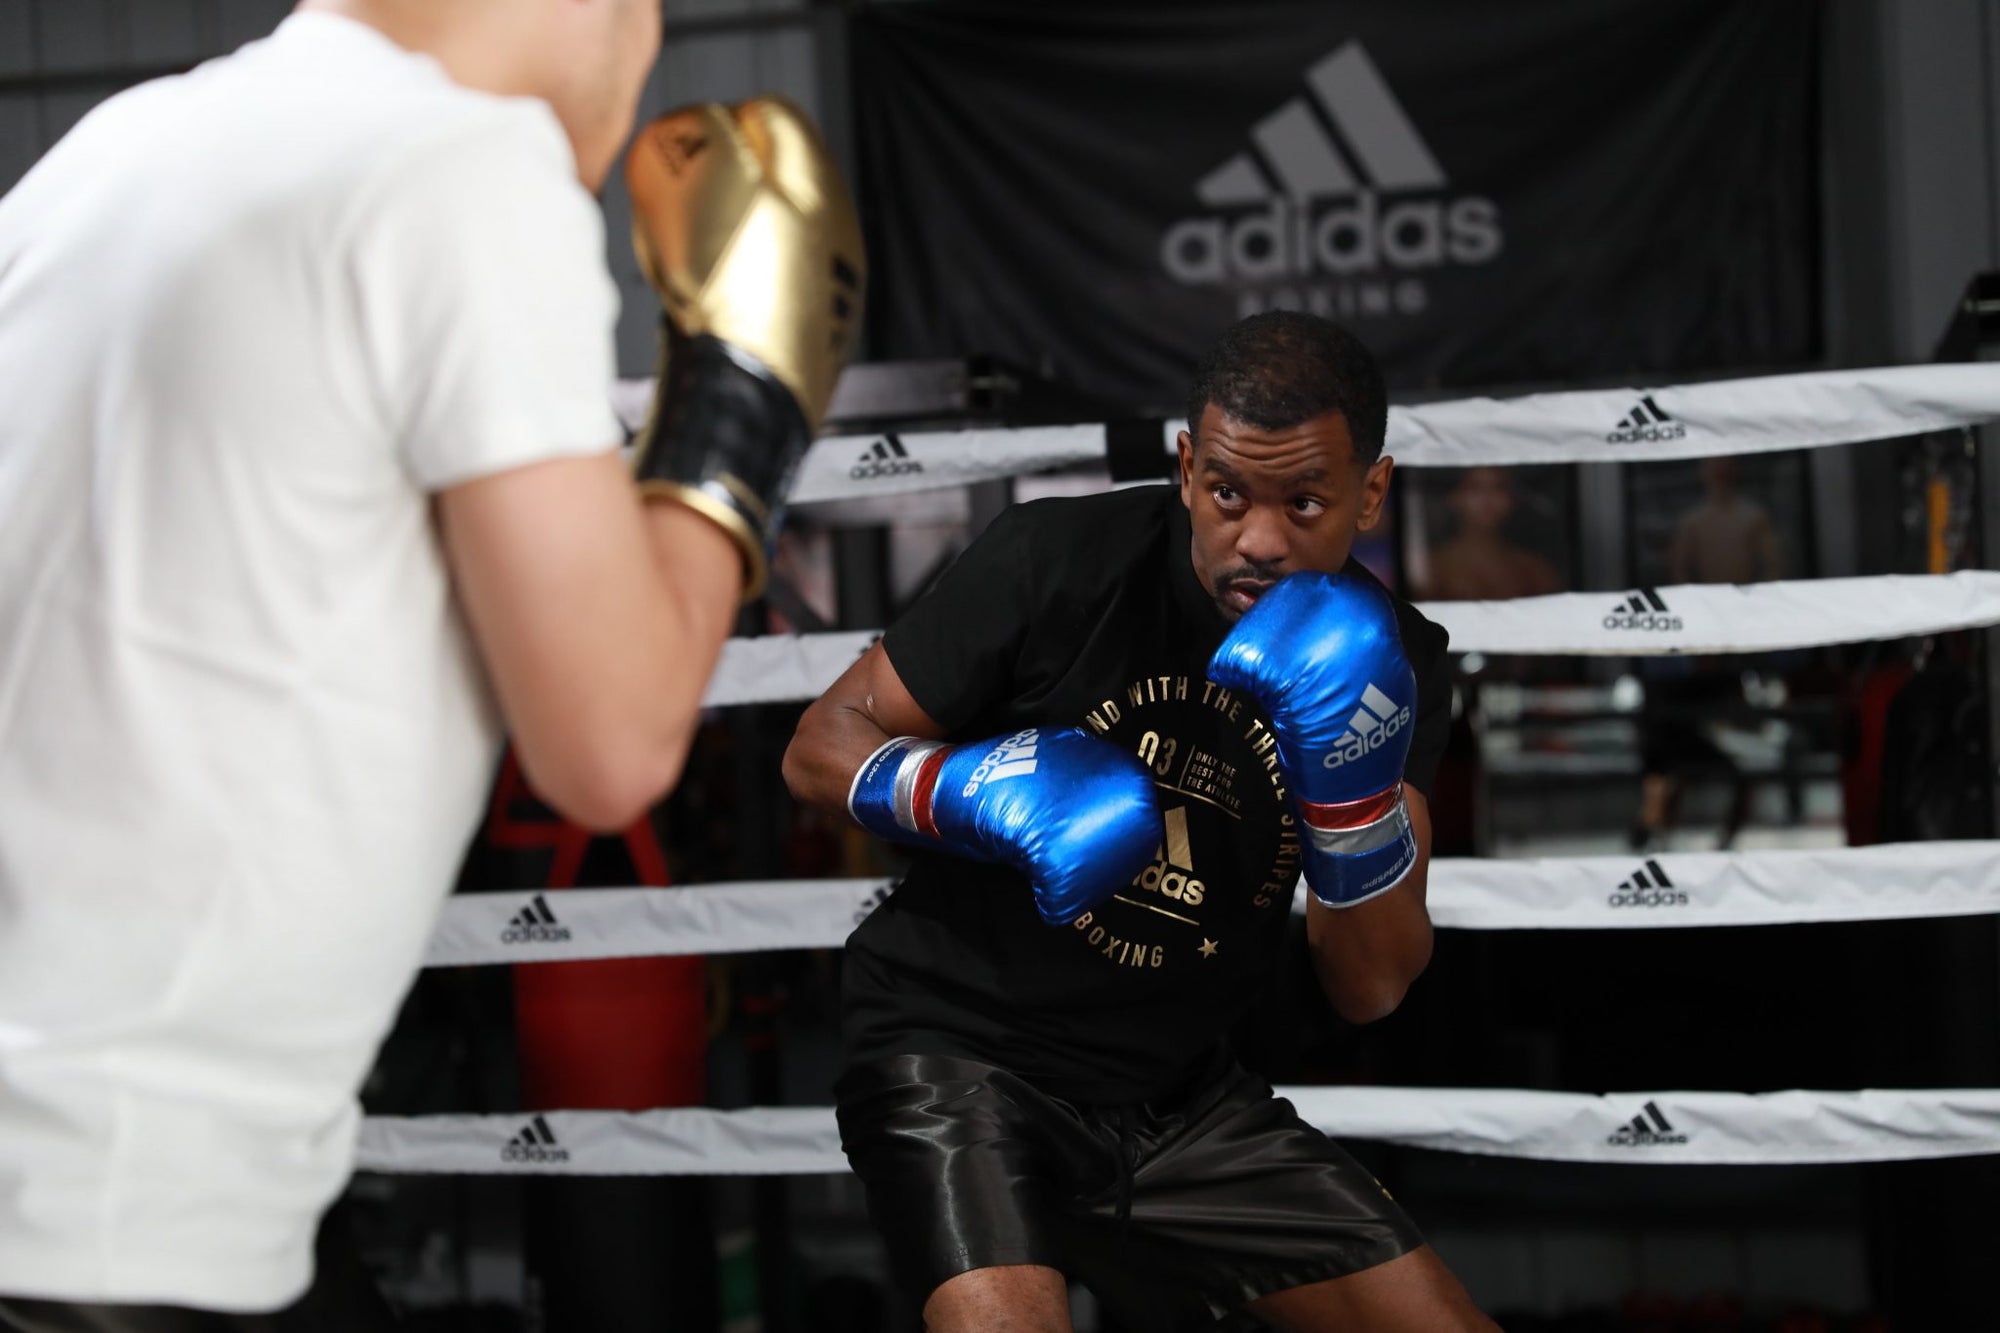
top-left (1069, 672), bottom-right (1296, 973)
top-left (1069, 911), bottom-right (1168, 968)
top-left (1200, 679), bottom-right (1245, 723)
top-left (1130, 806), bottom-right (1206, 906)
top-left (1254, 815), bottom-right (1302, 909)
top-left (1125, 674), bottom-right (1190, 708)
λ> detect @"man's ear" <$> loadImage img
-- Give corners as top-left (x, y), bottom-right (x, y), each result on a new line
top-left (1356, 456), bottom-right (1394, 532)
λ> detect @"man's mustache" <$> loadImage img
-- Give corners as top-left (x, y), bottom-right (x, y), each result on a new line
top-left (1216, 562), bottom-right (1284, 589)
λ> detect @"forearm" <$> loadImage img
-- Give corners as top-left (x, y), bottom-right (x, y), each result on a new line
top-left (508, 496), bottom-right (739, 827)
top-left (783, 641), bottom-right (956, 825)
top-left (782, 694), bottom-right (903, 818)
top-left (1305, 865), bottom-right (1434, 1024)
top-left (625, 493), bottom-right (743, 724)
top-left (442, 453), bottom-right (747, 830)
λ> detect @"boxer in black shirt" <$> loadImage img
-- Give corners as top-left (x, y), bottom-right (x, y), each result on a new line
top-left (785, 313), bottom-right (1495, 1332)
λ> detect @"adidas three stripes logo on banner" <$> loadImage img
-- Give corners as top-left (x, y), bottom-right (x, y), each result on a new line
top-left (1606, 394), bottom-right (1687, 443)
top-left (500, 894), bottom-right (572, 944)
top-left (850, 433), bottom-right (922, 480)
top-left (502, 1114), bottom-right (570, 1164)
top-left (1609, 859), bottom-right (1686, 908)
top-left (1607, 1101), bottom-right (1687, 1147)
top-left (1159, 42), bottom-right (1503, 301)
top-left (1195, 43), bottom-right (1443, 207)
top-left (1602, 588), bottom-right (1683, 633)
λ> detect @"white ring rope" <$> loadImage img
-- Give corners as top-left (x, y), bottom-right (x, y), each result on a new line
top-left (613, 363), bottom-right (2000, 506)
top-left (422, 842), bottom-right (2000, 969)
top-left (356, 1087), bottom-right (2000, 1175)
top-left (1411, 572), bottom-right (2000, 656)
top-left (700, 572), bottom-right (2000, 708)
top-left (386, 845), bottom-right (2000, 1174)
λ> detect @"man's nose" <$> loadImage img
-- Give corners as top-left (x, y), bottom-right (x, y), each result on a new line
top-left (1235, 504), bottom-right (1290, 567)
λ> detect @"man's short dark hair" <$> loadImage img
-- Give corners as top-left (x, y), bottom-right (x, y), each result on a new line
top-left (1184, 311), bottom-right (1388, 466)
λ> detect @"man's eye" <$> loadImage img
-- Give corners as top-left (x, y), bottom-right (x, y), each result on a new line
top-left (1214, 486), bottom-right (1240, 504)
top-left (1293, 497), bottom-right (1326, 516)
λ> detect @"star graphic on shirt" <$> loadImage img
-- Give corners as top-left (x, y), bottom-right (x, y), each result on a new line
top-left (1198, 938), bottom-right (1218, 958)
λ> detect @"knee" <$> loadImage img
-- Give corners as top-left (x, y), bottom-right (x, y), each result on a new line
top-left (923, 1264), bottom-right (1071, 1333)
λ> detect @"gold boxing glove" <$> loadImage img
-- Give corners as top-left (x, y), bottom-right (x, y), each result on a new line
top-left (625, 98), bottom-right (866, 600)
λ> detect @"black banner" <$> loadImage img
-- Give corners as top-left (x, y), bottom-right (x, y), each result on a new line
top-left (852, 0), bottom-right (1819, 411)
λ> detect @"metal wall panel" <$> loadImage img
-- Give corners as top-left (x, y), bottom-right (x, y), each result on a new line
top-left (1880, 0), bottom-right (2000, 360)
top-left (127, 0), bottom-right (207, 67)
top-left (0, 91), bottom-right (37, 186)
top-left (212, 0), bottom-right (289, 50)
top-left (0, 5), bottom-right (38, 78)
top-left (32, 0), bottom-right (116, 73)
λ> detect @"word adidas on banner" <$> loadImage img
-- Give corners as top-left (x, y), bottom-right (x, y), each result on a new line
top-left (850, 434), bottom-right (922, 480)
top-left (501, 894), bottom-right (572, 945)
top-left (502, 1115), bottom-right (570, 1164)
top-left (1609, 859), bottom-right (1686, 908)
top-left (1602, 588), bottom-right (1683, 633)
top-left (1322, 683), bottom-right (1411, 769)
top-left (1606, 1101), bottom-right (1688, 1148)
top-left (1160, 41), bottom-right (1503, 322)
top-left (1605, 395), bottom-right (1686, 444)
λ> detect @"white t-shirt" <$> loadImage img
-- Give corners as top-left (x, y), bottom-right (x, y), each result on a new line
top-left (0, 14), bottom-right (621, 1311)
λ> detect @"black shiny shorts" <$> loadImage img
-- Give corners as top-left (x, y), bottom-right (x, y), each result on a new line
top-left (835, 1050), bottom-right (1423, 1329)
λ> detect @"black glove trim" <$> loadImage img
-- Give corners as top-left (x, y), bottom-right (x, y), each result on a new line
top-left (632, 327), bottom-right (813, 602)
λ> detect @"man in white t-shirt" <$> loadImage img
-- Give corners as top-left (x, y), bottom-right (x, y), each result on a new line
top-left (0, 0), bottom-right (864, 1327)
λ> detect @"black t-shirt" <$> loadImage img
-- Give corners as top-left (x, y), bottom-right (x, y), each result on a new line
top-left (842, 484), bottom-right (1451, 1103)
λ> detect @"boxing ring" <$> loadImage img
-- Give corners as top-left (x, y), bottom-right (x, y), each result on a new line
top-left (359, 361), bottom-right (2000, 1178)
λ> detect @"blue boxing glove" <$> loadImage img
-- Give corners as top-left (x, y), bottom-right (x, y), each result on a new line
top-left (847, 726), bottom-right (1163, 925)
top-left (1208, 573), bottom-right (1419, 908)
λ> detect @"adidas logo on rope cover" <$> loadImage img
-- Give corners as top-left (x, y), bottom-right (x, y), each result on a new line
top-left (1322, 683), bottom-right (1412, 769)
top-left (1606, 1101), bottom-right (1687, 1148)
top-left (1602, 588), bottom-right (1682, 633)
top-left (1609, 858), bottom-right (1686, 909)
top-left (1162, 41), bottom-right (1503, 317)
top-left (501, 894), bottom-right (572, 945)
top-left (502, 1114), bottom-right (570, 1164)
top-left (850, 433), bottom-right (922, 480)
top-left (1605, 394), bottom-right (1686, 444)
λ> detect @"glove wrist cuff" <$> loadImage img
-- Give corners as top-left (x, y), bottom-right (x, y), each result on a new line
top-left (1297, 784), bottom-right (1404, 832)
top-left (1301, 786), bottom-right (1417, 909)
top-left (633, 327), bottom-right (813, 602)
top-left (848, 736), bottom-right (953, 845)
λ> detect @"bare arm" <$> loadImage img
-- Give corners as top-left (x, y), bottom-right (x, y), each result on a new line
top-left (439, 452), bottom-right (742, 831)
top-left (783, 642), bottom-right (948, 817)
top-left (1304, 787), bottom-right (1436, 1024)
